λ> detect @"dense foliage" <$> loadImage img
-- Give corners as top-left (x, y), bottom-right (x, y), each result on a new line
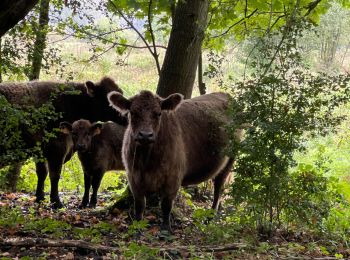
top-left (226, 21), bottom-right (350, 243)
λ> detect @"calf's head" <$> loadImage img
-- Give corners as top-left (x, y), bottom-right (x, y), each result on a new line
top-left (108, 90), bottom-right (183, 145)
top-left (60, 120), bottom-right (102, 152)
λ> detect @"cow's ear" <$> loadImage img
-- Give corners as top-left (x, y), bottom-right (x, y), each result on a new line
top-left (108, 91), bottom-right (131, 114)
top-left (59, 122), bottom-right (72, 134)
top-left (90, 122), bottom-right (103, 136)
top-left (85, 81), bottom-right (97, 97)
top-left (160, 93), bottom-right (183, 110)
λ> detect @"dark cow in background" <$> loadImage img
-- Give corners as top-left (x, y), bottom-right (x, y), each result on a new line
top-left (0, 77), bottom-right (126, 208)
top-left (108, 90), bottom-right (241, 232)
top-left (60, 119), bottom-right (125, 208)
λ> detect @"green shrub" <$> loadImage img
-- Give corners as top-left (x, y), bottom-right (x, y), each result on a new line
top-left (226, 20), bottom-right (350, 234)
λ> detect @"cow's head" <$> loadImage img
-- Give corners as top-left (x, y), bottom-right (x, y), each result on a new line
top-left (60, 120), bottom-right (102, 152)
top-left (108, 90), bottom-right (183, 146)
top-left (84, 77), bottom-right (126, 124)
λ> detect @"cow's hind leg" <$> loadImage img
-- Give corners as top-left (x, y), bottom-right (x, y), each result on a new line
top-left (212, 158), bottom-right (234, 211)
top-left (47, 156), bottom-right (65, 209)
top-left (35, 162), bottom-right (48, 202)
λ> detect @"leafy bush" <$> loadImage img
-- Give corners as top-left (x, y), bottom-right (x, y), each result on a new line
top-left (226, 20), bottom-right (350, 233)
top-left (0, 94), bottom-right (59, 167)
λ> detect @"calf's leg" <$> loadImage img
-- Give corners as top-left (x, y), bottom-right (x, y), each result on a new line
top-left (212, 158), bottom-right (234, 211)
top-left (89, 171), bottom-right (104, 208)
top-left (80, 173), bottom-right (92, 208)
top-left (35, 162), bottom-right (48, 202)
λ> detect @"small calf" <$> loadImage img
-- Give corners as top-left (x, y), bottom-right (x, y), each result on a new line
top-left (60, 119), bottom-right (125, 208)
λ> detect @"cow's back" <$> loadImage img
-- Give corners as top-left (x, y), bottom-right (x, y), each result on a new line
top-left (175, 92), bottom-right (231, 185)
top-left (0, 81), bottom-right (83, 107)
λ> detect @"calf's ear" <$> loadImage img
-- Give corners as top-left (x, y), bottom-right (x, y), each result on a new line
top-left (90, 122), bottom-right (103, 136)
top-left (108, 91), bottom-right (131, 115)
top-left (59, 122), bottom-right (72, 134)
top-left (160, 93), bottom-right (183, 110)
top-left (85, 81), bottom-right (97, 97)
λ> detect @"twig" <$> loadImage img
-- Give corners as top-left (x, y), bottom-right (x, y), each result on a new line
top-left (0, 237), bottom-right (121, 254)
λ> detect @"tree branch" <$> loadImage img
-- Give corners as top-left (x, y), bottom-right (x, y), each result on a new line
top-left (211, 9), bottom-right (258, 39)
top-left (148, 0), bottom-right (161, 75)
top-left (0, 237), bottom-right (247, 254)
top-left (304, 0), bottom-right (322, 16)
top-left (108, 1), bottom-right (157, 63)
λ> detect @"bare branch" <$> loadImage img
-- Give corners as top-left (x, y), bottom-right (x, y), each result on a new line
top-left (108, 0), bottom-right (161, 75)
top-left (0, 237), bottom-right (247, 254)
top-left (108, 1), bottom-right (153, 55)
top-left (304, 0), bottom-right (322, 16)
top-left (148, 0), bottom-right (161, 75)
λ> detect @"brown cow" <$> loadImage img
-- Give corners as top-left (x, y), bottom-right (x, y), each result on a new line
top-left (60, 119), bottom-right (125, 208)
top-left (108, 90), bottom-right (238, 232)
top-left (0, 77), bottom-right (126, 208)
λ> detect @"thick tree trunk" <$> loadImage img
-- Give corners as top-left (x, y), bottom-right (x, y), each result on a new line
top-left (156, 0), bottom-right (209, 99)
top-left (4, 0), bottom-right (50, 192)
top-left (0, 0), bottom-right (39, 37)
top-left (29, 0), bottom-right (50, 80)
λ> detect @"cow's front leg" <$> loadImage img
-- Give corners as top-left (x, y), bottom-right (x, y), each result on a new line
top-left (35, 162), bottom-right (48, 202)
top-left (80, 173), bottom-right (92, 208)
top-left (134, 195), bottom-right (146, 221)
top-left (161, 195), bottom-right (174, 233)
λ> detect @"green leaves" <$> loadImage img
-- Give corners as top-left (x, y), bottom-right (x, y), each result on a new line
top-left (225, 20), bottom-right (350, 232)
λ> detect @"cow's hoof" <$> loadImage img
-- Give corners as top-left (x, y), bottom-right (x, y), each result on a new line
top-left (35, 193), bottom-right (45, 203)
top-left (51, 200), bottom-right (64, 209)
top-left (88, 203), bottom-right (96, 209)
top-left (160, 224), bottom-right (173, 234)
top-left (78, 203), bottom-right (88, 209)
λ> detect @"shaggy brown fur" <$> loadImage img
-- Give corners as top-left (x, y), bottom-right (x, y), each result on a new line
top-left (60, 119), bottom-right (125, 208)
top-left (0, 77), bottom-right (126, 208)
top-left (108, 90), bottom-right (240, 231)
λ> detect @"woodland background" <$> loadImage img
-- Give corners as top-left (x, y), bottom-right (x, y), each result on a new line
top-left (1, 0), bottom-right (350, 259)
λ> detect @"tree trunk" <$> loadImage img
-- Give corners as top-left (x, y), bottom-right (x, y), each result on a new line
top-left (0, 0), bottom-right (39, 37)
top-left (156, 0), bottom-right (209, 99)
top-left (198, 50), bottom-right (206, 95)
top-left (0, 37), bottom-right (2, 83)
top-left (5, 163), bottom-right (22, 192)
top-left (29, 0), bottom-right (50, 80)
top-left (4, 0), bottom-right (50, 192)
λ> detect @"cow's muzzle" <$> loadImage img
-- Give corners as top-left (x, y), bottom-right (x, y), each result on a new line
top-left (76, 143), bottom-right (87, 152)
top-left (135, 131), bottom-right (155, 145)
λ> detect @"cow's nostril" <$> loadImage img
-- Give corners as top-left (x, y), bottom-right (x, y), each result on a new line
top-left (137, 131), bottom-right (154, 142)
top-left (76, 144), bottom-right (85, 150)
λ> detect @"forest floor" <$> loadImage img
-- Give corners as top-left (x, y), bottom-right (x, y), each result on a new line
top-left (0, 191), bottom-right (348, 259)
